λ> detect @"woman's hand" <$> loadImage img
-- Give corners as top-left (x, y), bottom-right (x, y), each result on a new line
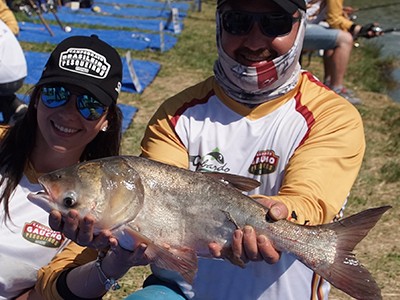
top-left (49, 209), bottom-right (115, 249)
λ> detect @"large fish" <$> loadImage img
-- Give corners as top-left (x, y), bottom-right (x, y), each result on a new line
top-left (28, 155), bottom-right (390, 300)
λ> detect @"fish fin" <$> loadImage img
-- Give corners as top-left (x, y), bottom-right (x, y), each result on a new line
top-left (221, 246), bottom-right (246, 268)
top-left (123, 226), bottom-right (198, 284)
top-left (155, 246), bottom-right (198, 284)
top-left (204, 172), bottom-right (260, 192)
top-left (312, 205), bottom-right (391, 300)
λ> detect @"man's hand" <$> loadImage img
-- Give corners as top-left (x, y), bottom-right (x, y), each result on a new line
top-left (353, 23), bottom-right (384, 39)
top-left (208, 199), bottom-right (288, 265)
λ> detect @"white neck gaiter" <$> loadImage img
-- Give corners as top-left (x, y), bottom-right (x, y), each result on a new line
top-left (214, 11), bottom-right (306, 105)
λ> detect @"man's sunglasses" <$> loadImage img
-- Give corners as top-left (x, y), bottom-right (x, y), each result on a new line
top-left (221, 10), bottom-right (301, 37)
top-left (40, 86), bottom-right (107, 121)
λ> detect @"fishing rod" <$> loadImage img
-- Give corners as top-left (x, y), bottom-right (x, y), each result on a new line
top-left (26, 0), bottom-right (54, 36)
top-left (353, 27), bottom-right (399, 47)
top-left (373, 27), bottom-right (399, 33)
top-left (47, 0), bottom-right (72, 32)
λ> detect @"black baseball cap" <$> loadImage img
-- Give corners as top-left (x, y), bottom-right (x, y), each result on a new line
top-left (36, 35), bottom-right (122, 106)
top-left (217, 0), bottom-right (306, 14)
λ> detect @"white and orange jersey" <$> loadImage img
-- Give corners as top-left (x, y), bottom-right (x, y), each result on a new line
top-left (0, 174), bottom-right (67, 299)
top-left (141, 72), bottom-right (365, 299)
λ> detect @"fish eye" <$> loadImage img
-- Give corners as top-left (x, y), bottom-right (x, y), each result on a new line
top-left (63, 192), bottom-right (77, 208)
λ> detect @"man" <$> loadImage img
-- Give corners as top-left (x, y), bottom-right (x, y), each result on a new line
top-left (37, 1), bottom-right (365, 299)
top-left (130, 0), bottom-right (365, 299)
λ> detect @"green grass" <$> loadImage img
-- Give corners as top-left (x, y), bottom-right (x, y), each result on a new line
top-left (16, 1), bottom-right (400, 299)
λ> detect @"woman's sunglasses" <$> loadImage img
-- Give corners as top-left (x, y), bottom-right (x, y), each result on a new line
top-left (221, 10), bottom-right (301, 37)
top-left (40, 86), bottom-right (107, 121)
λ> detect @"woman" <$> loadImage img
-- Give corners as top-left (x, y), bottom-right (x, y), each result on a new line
top-left (0, 34), bottom-right (123, 299)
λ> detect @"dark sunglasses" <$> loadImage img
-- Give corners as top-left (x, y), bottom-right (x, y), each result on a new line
top-left (40, 86), bottom-right (107, 121)
top-left (221, 10), bottom-right (301, 37)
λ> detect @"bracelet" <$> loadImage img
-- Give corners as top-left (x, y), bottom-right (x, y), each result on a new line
top-left (95, 252), bottom-right (121, 291)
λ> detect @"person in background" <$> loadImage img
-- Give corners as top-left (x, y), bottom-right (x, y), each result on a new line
top-left (303, 0), bottom-right (383, 104)
top-left (0, 34), bottom-right (123, 299)
top-left (35, 0), bottom-right (365, 299)
top-left (0, 0), bottom-right (18, 34)
top-left (0, 0), bottom-right (28, 125)
top-left (325, 0), bottom-right (380, 38)
top-left (303, 0), bottom-right (357, 103)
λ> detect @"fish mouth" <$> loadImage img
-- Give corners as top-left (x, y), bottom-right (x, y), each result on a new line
top-left (27, 191), bottom-right (55, 213)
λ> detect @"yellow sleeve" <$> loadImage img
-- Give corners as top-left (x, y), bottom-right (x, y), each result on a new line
top-left (0, 1), bottom-right (19, 35)
top-left (325, 0), bottom-right (354, 31)
top-left (140, 104), bottom-right (189, 169)
top-left (270, 75), bottom-right (365, 225)
top-left (141, 77), bottom-right (215, 168)
top-left (35, 242), bottom-right (97, 299)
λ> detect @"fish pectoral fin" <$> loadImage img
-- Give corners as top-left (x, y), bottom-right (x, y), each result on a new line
top-left (221, 246), bottom-right (245, 268)
top-left (123, 225), bottom-right (198, 284)
top-left (147, 244), bottom-right (198, 285)
top-left (204, 172), bottom-right (260, 192)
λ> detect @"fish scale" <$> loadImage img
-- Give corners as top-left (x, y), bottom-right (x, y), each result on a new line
top-left (28, 155), bottom-right (391, 300)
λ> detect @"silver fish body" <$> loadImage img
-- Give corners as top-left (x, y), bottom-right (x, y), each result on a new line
top-left (28, 156), bottom-right (390, 300)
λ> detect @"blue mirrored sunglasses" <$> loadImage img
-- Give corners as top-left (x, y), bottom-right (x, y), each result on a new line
top-left (40, 86), bottom-right (107, 121)
top-left (221, 10), bottom-right (301, 37)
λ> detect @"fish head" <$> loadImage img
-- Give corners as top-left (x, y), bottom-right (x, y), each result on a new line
top-left (28, 157), bottom-right (145, 232)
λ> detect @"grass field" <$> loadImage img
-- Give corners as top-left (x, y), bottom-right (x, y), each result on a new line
top-left (16, 0), bottom-right (400, 298)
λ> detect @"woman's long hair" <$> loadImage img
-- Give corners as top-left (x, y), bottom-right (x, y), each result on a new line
top-left (0, 86), bottom-right (123, 222)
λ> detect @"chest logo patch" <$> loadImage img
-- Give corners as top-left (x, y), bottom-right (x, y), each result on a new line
top-left (190, 148), bottom-right (231, 173)
top-left (22, 221), bottom-right (64, 248)
top-left (249, 150), bottom-right (279, 175)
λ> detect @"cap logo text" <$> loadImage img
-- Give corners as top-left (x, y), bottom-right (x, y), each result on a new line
top-left (59, 47), bottom-right (111, 79)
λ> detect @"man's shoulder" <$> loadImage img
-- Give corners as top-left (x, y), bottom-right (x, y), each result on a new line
top-left (163, 76), bottom-right (216, 108)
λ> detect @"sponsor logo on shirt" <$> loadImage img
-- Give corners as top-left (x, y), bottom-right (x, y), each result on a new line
top-left (22, 221), bottom-right (64, 248)
top-left (189, 148), bottom-right (231, 173)
top-left (248, 150), bottom-right (279, 175)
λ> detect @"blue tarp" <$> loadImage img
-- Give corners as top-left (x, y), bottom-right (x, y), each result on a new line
top-left (83, 4), bottom-right (187, 18)
top-left (94, 0), bottom-right (190, 11)
top-left (18, 22), bottom-right (178, 52)
top-left (24, 51), bottom-right (161, 94)
top-left (35, 6), bottom-right (184, 33)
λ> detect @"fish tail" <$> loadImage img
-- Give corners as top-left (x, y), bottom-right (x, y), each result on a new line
top-left (314, 205), bottom-right (391, 300)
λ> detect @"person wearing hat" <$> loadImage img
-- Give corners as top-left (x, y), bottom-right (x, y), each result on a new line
top-left (0, 34), bottom-right (123, 299)
top-left (37, 0), bottom-right (365, 299)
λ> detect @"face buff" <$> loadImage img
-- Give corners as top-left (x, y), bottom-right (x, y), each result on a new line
top-left (213, 10), bottom-right (306, 105)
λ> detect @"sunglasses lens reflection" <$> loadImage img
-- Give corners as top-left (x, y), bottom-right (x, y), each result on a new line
top-left (40, 86), bottom-right (106, 121)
